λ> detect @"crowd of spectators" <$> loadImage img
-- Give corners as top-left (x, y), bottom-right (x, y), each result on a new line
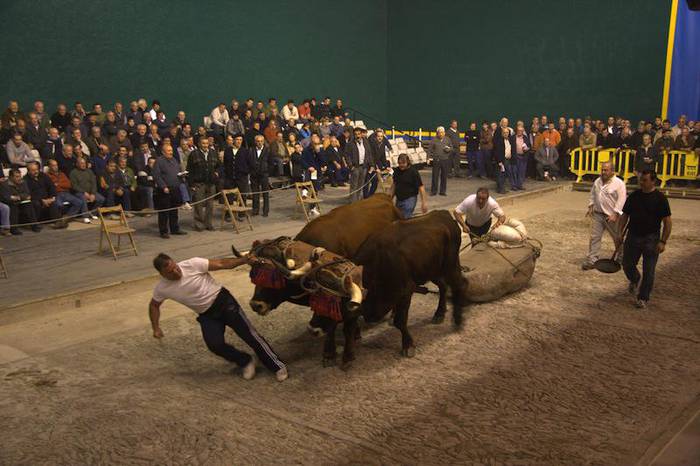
top-left (0, 96), bottom-right (698, 236)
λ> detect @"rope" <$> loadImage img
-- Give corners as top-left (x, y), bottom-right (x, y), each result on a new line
top-left (319, 171), bottom-right (378, 198)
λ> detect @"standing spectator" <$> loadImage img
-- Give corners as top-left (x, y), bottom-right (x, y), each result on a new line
top-left (187, 138), bottom-right (221, 231)
top-left (25, 162), bottom-right (64, 228)
top-left (534, 137), bottom-right (560, 181)
top-left (630, 121), bottom-right (648, 149)
top-left (541, 122), bottom-right (561, 148)
top-left (345, 127), bottom-right (374, 203)
top-left (671, 115), bottom-right (687, 138)
top-left (153, 144), bottom-right (187, 238)
top-left (1, 168), bottom-right (40, 234)
top-left (46, 159), bottom-right (91, 223)
top-left (582, 161), bottom-right (626, 270)
top-left (70, 156), bottom-right (104, 210)
top-left (323, 136), bottom-right (348, 187)
top-left (674, 127), bottom-right (695, 151)
top-left (427, 126), bottom-right (453, 196)
top-left (25, 112), bottom-right (48, 150)
top-left (479, 121), bottom-right (494, 179)
top-left (210, 103), bottom-right (229, 147)
top-left (446, 120), bottom-right (462, 178)
top-left (249, 134), bottom-right (272, 217)
top-left (136, 157), bottom-right (157, 212)
top-left (654, 128), bottom-right (675, 152)
top-left (559, 127), bottom-right (579, 179)
top-left (512, 126), bottom-right (529, 190)
top-left (369, 128), bottom-right (391, 172)
top-left (634, 134), bottom-right (658, 177)
top-left (391, 153), bottom-right (427, 219)
top-left (42, 127), bottom-right (63, 162)
top-left (316, 97), bottom-right (332, 120)
top-left (654, 119), bottom-right (672, 143)
top-left (621, 170), bottom-right (672, 308)
top-left (226, 111), bottom-right (244, 137)
top-left (579, 124), bottom-right (597, 150)
top-left (0, 171), bottom-right (10, 236)
top-left (464, 122), bottom-right (481, 178)
top-left (331, 99), bottom-right (347, 119)
top-left (269, 131), bottom-right (288, 177)
top-left (492, 128), bottom-right (515, 194)
top-left (100, 159), bottom-right (133, 216)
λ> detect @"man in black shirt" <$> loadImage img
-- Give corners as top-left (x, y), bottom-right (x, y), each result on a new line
top-left (620, 170), bottom-right (672, 308)
top-left (391, 154), bottom-right (427, 219)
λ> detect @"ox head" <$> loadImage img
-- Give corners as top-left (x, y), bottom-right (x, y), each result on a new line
top-left (239, 238), bottom-right (309, 316)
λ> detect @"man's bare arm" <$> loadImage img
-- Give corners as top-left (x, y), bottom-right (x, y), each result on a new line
top-left (149, 299), bottom-right (163, 338)
top-left (208, 256), bottom-right (254, 271)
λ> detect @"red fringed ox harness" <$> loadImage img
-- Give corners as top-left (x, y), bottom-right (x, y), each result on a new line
top-left (309, 292), bottom-right (343, 321)
top-left (249, 264), bottom-right (287, 289)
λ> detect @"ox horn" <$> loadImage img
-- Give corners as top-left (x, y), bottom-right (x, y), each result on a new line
top-left (310, 247), bottom-right (326, 262)
top-left (345, 275), bottom-right (363, 305)
top-left (286, 258), bottom-right (296, 269)
top-left (231, 245), bottom-right (249, 258)
top-left (288, 261), bottom-right (313, 278)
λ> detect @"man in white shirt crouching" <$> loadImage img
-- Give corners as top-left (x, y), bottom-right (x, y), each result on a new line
top-left (453, 187), bottom-right (506, 237)
top-left (582, 161), bottom-right (626, 270)
top-left (149, 253), bottom-right (288, 382)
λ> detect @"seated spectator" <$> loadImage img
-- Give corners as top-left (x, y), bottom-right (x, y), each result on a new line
top-left (100, 159), bottom-right (133, 217)
top-left (86, 125), bottom-right (107, 157)
top-left (102, 111), bottom-right (121, 138)
top-left (91, 144), bottom-right (112, 177)
top-left (269, 131), bottom-right (288, 175)
top-left (172, 110), bottom-right (187, 128)
top-left (50, 104), bottom-right (71, 134)
top-left (116, 156), bottom-right (137, 210)
top-left (618, 127), bottom-right (634, 150)
top-left (147, 123), bottom-right (163, 155)
top-left (125, 101), bottom-right (142, 125)
top-left (331, 99), bottom-right (347, 119)
top-left (130, 123), bottom-right (148, 150)
top-left (1, 101), bottom-right (25, 131)
top-left (534, 137), bottom-right (560, 181)
top-left (210, 102), bottom-right (229, 145)
top-left (108, 128), bottom-right (133, 155)
top-left (41, 127), bottom-right (63, 162)
top-left (70, 156), bottom-right (105, 209)
top-left (635, 134), bottom-right (658, 177)
top-left (6, 132), bottom-right (38, 167)
top-left (631, 121), bottom-right (647, 149)
top-left (46, 159), bottom-right (91, 223)
top-left (25, 112), bottom-right (48, 150)
top-left (1, 168), bottom-right (39, 234)
top-left (69, 127), bottom-right (91, 155)
top-left (329, 116), bottom-right (344, 138)
top-left (226, 111), bottom-right (244, 137)
top-left (25, 161), bottom-right (64, 228)
top-left (281, 100), bottom-right (299, 123)
top-left (92, 103), bottom-right (106, 124)
top-left (241, 109), bottom-right (254, 130)
top-left (671, 114), bottom-right (687, 138)
top-left (674, 127), bottom-right (695, 151)
top-left (136, 156), bottom-right (157, 212)
top-left (654, 119), bottom-right (672, 143)
top-left (148, 100), bottom-right (163, 121)
top-left (0, 171), bottom-right (11, 235)
top-left (579, 124), bottom-right (597, 150)
top-left (597, 128), bottom-right (619, 149)
top-left (263, 120), bottom-right (279, 145)
top-left (113, 102), bottom-right (126, 126)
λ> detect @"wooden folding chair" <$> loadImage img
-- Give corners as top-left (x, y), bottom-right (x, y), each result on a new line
top-left (294, 181), bottom-right (323, 222)
top-left (377, 169), bottom-right (394, 194)
top-left (220, 188), bottom-right (253, 234)
top-left (0, 247), bottom-right (8, 279)
top-left (97, 205), bottom-right (138, 260)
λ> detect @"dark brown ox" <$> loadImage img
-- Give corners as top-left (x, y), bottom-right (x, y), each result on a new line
top-left (352, 210), bottom-right (468, 357)
top-left (235, 194), bottom-right (401, 366)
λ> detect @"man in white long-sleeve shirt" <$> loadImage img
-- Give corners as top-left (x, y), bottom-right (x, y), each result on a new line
top-left (582, 161), bottom-right (626, 270)
top-left (281, 100), bottom-right (299, 123)
top-left (210, 103), bottom-right (229, 146)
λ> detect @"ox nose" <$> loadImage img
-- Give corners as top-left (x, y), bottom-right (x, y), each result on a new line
top-left (249, 300), bottom-right (270, 315)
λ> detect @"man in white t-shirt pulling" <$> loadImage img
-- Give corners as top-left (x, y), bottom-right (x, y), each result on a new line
top-left (149, 253), bottom-right (288, 382)
top-left (453, 187), bottom-right (506, 236)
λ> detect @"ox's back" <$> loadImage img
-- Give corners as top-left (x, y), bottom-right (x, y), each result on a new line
top-left (355, 211), bottom-right (462, 290)
top-left (295, 194), bottom-right (401, 258)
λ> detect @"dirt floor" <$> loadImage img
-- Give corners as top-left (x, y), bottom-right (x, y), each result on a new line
top-left (1, 190), bottom-right (699, 465)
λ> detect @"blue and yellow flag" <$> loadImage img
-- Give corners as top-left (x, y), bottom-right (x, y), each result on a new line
top-left (663, 0), bottom-right (700, 122)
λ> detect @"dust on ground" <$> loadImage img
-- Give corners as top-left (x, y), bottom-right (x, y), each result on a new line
top-left (1, 191), bottom-right (699, 465)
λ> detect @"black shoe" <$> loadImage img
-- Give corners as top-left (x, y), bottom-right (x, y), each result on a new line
top-left (31, 225), bottom-right (42, 232)
top-left (439, 193), bottom-right (447, 196)
top-left (262, 212), bottom-right (269, 217)
top-left (331, 182), bottom-right (338, 187)
top-left (429, 193), bottom-right (437, 196)
top-left (205, 226), bottom-right (215, 231)
top-left (194, 225), bottom-right (204, 232)
top-left (160, 233), bottom-right (170, 239)
top-left (338, 182), bottom-right (347, 187)
top-left (10, 228), bottom-right (22, 236)
top-left (251, 211), bottom-right (259, 216)
top-left (172, 230), bottom-right (188, 235)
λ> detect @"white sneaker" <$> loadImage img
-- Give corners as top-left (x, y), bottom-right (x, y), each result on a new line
top-left (125, 212), bottom-right (135, 218)
top-left (183, 202), bottom-right (192, 210)
top-left (275, 367), bottom-right (288, 382)
top-left (242, 358), bottom-right (256, 380)
top-left (109, 214), bottom-right (120, 221)
top-left (310, 207), bottom-right (320, 217)
top-left (90, 214), bottom-right (98, 220)
top-left (82, 218), bottom-right (91, 224)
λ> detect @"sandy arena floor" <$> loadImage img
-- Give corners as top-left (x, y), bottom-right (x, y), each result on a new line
top-left (1, 190), bottom-right (699, 465)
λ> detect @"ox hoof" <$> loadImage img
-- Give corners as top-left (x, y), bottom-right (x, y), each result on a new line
top-left (431, 314), bottom-right (445, 324)
top-left (322, 356), bottom-right (337, 367)
top-left (401, 346), bottom-right (416, 358)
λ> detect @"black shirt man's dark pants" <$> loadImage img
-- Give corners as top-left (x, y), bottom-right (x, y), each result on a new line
top-left (622, 233), bottom-right (659, 302)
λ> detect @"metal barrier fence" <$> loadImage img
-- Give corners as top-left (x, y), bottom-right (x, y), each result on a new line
top-left (569, 148), bottom-right (698, 187)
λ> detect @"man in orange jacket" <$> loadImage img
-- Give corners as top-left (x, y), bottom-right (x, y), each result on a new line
top-left (46, 159), bottom-right (92, 223)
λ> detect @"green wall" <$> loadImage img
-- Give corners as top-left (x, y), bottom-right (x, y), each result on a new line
top-left (386, 0), bottom-right (671, 128)
top-left (0, 1), bottom-right (672, 129)
top-left (0, 0), bottom-right (387, 122)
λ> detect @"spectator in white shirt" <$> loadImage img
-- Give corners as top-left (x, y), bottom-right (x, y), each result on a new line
top-left (210, 103), bottom-right (229, 146)
top-left (148, 100), bottom-right (163, 122)
top-left (281, 100), bottom-right (299, 122)
top-left (453, 187), bottom-right (506, 236)
top-left (582, 161), bottom-right (626, 270)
